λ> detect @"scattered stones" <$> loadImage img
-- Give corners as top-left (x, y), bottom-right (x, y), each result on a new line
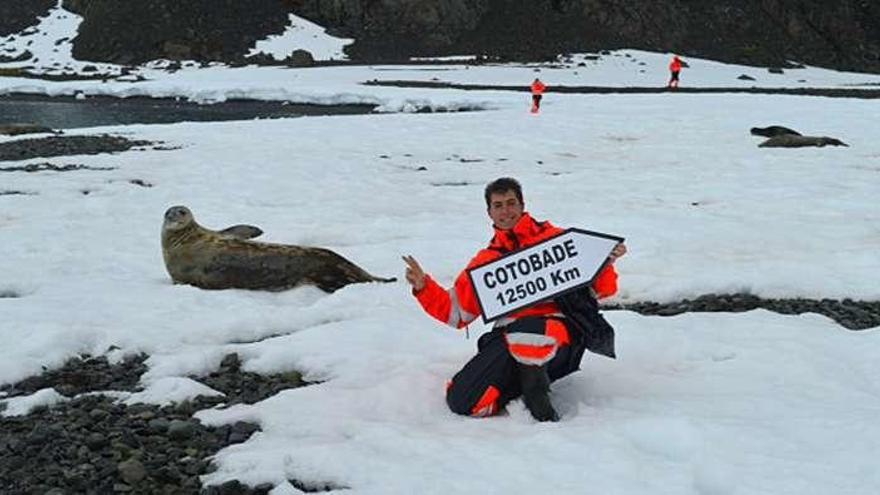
top-left (604, 293), bottom-right (880, 330)
top-left (0, 162), bottom-right (116, 173)
top-left (0, 135), bottom-right (153, 162)
top-left (0, 289), bottom-right (21, 298)
top-left (0, 394), bottom-right (260, 494)
top-left (0, 351), bottom-right (308, 493)
top-left (193, 353), bottom-right (306, 406)
top-left (202, 480), bottom-right (273, 495)
top-left (288, 478), bottom-right (350, 493)
top-left (0, 354), bottom-right (148, 399)
top-left (128, 178), bottom-right (153, 187)
top-left (0, 50), bottom-right (32, 63)
top-left (431, 181), bottom-right (473, 187)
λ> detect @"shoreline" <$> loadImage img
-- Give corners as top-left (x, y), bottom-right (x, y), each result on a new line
top-left (363, 80), bottom-right (880, 99)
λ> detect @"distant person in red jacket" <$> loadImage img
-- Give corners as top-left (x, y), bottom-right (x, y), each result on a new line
top-left (403, 177), bottom-right (627, 422)
top-left (668, 55), bottom-right (683, 89)
top-left (530, 78), bottom-right (546, 113)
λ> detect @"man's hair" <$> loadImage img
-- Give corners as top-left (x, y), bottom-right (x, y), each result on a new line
top-left (484, 177), bottom-right (523, 208)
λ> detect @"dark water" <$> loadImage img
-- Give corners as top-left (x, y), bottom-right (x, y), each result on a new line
top-left (0, 94), bottom-right (377, 129)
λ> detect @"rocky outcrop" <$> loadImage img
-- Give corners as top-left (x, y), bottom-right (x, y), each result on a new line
top-left (292, 0), bottom-right (880, 72)
top-left (62, 0), bottom-right (291, 65)
top-left (0, 0), bottom-right (54, 36)
top-left (2, 0), bottom-right (876, 73)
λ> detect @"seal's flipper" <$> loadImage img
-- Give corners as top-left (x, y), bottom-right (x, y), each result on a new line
top-left (218, 225), bottom-right (263, 240)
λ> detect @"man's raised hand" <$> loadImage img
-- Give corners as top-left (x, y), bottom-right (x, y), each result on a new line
top-left (610, 242), bottom-right (628, 261)
top-left (402, 255), bottom-right (426, 292)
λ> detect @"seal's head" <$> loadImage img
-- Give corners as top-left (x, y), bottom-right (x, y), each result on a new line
top-left (163, 205), bottom-right (194, 232)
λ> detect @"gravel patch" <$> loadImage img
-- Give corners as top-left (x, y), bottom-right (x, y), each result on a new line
top-left (0, 162), bottom-right (117, 172)
top-left (194, 353), bottom-right (307, 406)
top-left (605, 293), bottom-right (880, 330)
top-left (0, 354), bottom-right (148, 399)
top-left (0, 395), bottom-right (262, 494)
top-left (0, 353), bottom-right (307, 494)
top-left (0, 135), bottom-right (154, 162)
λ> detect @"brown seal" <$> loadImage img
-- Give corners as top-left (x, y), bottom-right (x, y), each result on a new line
top-left (161, 206), bottom-right (396, 292)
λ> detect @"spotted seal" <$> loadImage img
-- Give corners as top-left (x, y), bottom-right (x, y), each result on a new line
top-left (161, 206), bottom-right (396, 292)
top-left (758, 135), bottom-right (848, 148)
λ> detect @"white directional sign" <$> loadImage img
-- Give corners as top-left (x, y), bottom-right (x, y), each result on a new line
top-left (467, 228), bottom-right (624, 323)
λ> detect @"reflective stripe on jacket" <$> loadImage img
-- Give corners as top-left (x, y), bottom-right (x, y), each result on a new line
top-left (414, 213), bottom-right (618, 329)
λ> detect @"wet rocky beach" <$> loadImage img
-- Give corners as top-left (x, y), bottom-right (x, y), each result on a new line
top-left (0, 353), bottom-right (306, 495)
top-left (0, 134), bottom-right (154, 162)
top-left (0, 93), bottom-right (378, 131)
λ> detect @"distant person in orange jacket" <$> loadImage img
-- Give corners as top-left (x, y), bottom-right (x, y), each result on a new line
top-left (530, 78), bottom-right (546, 113)
top-left (668, 55), bottom-right (683, 89)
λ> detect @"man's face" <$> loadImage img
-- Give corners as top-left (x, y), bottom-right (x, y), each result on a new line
top-left (487, 190), bottom-right (524, 230)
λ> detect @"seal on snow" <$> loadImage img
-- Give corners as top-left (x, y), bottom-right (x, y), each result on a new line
top-left (161, 205), bottom-right (395, 292)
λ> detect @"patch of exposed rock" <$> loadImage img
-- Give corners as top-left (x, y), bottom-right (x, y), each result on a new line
top-left (605, 293), bottom-right (880, 330)
top-left (0, 0), bottom-right (54, 36)
top-left (195, 353), bottom-right (307, 406)
top-left (0, 162), bottom-right (116, 173)
top-left (0, 352), bottom-right (308, 494)
top-left (0, 354), bottom-right (148, 399)
top-left (0, 123), bottom-right (59, 136)
top-left (0, 395), bottom-right (264, 494)
top-left (0, 134), bottom-right (153, 162)
top-left (0, 1), bottom-right (870, 73)
top-left (62, 0), bottom-right (291, 66)
top-left (291, 0), bottom-right (880, 72)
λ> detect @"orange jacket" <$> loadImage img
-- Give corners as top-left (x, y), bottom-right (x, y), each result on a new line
top-left (414, 213), bottom-right (618, 329)
top-left (530, 80), bottom-right (546, 95)
top-left (669, 57), bottom-right (682, 72)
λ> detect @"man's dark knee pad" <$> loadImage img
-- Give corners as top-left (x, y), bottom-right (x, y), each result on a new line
top-left (445, 380), bottom-right (474, 416)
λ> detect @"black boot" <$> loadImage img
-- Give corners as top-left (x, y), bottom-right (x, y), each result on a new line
top-left (518, 364), bottom-right (559, 422)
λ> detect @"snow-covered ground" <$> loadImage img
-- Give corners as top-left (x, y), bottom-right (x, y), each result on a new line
top-left (2, 3), bottom-right (880, 495)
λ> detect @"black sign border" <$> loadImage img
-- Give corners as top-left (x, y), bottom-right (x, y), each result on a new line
top-left (466, 227), bottom-right (625, 324)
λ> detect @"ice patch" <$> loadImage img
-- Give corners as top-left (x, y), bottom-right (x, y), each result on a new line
top-left (1, 387), bottom-right (68, 416)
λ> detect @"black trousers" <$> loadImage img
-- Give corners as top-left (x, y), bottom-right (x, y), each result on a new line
top-left (532, 94), bottom-right (543, 108)
top-left (446, 317), bottom-right (582, 416)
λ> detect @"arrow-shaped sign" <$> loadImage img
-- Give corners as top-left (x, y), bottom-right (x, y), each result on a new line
top-left (467, 228), bottom-right (624, 323)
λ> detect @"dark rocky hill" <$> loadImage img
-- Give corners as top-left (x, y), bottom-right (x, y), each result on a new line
top-left (3, 0), bottom-right (879, 73)
top-left (0, 0), bottom-right (55, 36)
